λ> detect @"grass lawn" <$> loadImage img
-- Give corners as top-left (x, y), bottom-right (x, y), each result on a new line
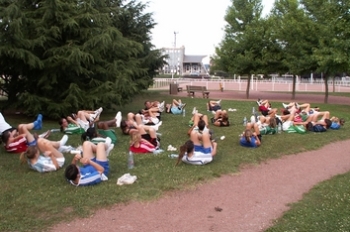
top-left (0, 91), bottom-right (349, 231)
top-left (266, 172), bottom-right (350, 232)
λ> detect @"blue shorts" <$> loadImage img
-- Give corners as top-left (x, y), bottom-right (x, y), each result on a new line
top-left (171, 107), bottom-right (182, 115)
top-left (194, 144), bottom-right (212, 154)
top-left (91, 157), bottom-right (110, 176)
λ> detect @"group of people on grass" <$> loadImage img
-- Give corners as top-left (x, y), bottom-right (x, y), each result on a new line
top-left (239, 99), bottom-right (345, 148)
top-left (0, 97), bottom-right (344, 186)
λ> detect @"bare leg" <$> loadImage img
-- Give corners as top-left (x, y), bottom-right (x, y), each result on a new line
top-left (37, 138), bottom-right (64, 158)
top-left (17, 124), bottom-right (35, 143)
top-left (95, 143), bottom-right (108, 162)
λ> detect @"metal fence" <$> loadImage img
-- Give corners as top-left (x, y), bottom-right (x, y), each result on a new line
top-left (150, 78), bottom-right (350, 92)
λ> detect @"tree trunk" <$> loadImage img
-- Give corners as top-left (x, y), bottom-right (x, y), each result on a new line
top-left (245, 74), bottom-right (251, 99)
top-left (323, 73), bottom-right (329, 103)
top-left (292, 74), bottom-right (296, 100)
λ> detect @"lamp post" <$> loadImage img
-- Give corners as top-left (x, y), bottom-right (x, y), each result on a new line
top-left (172, 31), bottom-right (179, 79)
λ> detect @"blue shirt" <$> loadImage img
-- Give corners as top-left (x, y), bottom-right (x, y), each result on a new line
top-left (70, 165), bottom-right (108, 186)
top-left (330, 122), bottom-right (340, 130)
top-left (240, 137), bottom-right (258, 148)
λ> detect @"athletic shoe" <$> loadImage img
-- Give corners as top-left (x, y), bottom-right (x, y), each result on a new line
top-left (104, 137), bottom-right (112, 148)
top-left (216, 99), bottom-right (222, 105)
top-left (59, 135), bottom-right (68, 147)
top-left (71, 113), bottom-right (77, 119)
top-left (115, 111), bottom-right (122, 127)
top-left (158, 101), bottom-right (165, 112)
top-left (180, 103), bottom-right (186, 110)
top-left (212, 111), bottom-right (216, 115)
top-left (33, 114), bottom-right (43, 130)
top-left (256, 100), bottom-right (261, 106)
top-left (106, 144), bottom-right (114, 157)
top-left (58, 145), bottom-right (74, 153)
top-left (70, 150), bottom-right (82, 155)
top-left (192, 107), bottom-right (197, 115)
top-left (90, 107), bottom-right (103, 121)
top-left (282, 103), bottom-right (289, 109)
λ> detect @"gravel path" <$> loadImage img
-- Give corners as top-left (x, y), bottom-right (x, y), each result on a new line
top-left (50, 139), bottom-right (350, 232)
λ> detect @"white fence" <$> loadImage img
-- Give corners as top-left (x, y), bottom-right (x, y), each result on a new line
top-left (150, 78), bottom-right (350, 93)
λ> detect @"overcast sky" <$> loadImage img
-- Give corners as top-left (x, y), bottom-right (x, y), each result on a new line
top-left (141, 0), bottom-right (275, 57)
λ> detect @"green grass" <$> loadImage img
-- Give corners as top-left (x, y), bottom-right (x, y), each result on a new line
top-left (266, 173), bottom-right (350, 232)
top-left (0, 91), bottom-right (350, 231)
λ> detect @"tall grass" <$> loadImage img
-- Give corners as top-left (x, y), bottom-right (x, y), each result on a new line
top-left (0, 91), bottom-right (349, 231)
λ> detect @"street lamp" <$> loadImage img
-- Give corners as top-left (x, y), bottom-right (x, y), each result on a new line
top-left (172, 31), bottom-right (179, 79)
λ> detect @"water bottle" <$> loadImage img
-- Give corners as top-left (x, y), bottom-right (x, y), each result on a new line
top-left (243, 116), bottom-right (247, 126)
top-left (168, 154), bottom-right (179, 159)
top-left (128, 151), bottom-right (134, 169)
top-left (183, 109), bottom-right (186, 117)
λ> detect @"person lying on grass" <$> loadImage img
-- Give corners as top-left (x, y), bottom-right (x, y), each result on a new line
top-left (65, 139), bottom-right (112, 186)
top-left (239, 122), bottom-right (261, 148)
top-left (176, 127), bottom-right (217, 166)
top-left (58, 107), bottom-right (103, 134)
top-left (1, 114), bottom-right (50, 153)
top-left (20, 135), bottom-right (68, 173)
top-left (164, 99), bottom-right (186, 115)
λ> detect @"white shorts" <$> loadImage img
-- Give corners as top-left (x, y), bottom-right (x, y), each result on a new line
top-left (142, 115), bottom-right (160, 125)
top-left (282, 121), bottom-right (293, 131)
top-left (76, 118), bottom-right (89, 131)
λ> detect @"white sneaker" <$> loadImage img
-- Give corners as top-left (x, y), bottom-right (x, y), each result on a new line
top-left (158, 101), bottom-right (165, 112)
top-left (59, 135), bottom-right (68, 147)
top-left (58, 145), bottom-right (74, 153)
top-left (106, 144), bottom-right (114, 157)
top-left (217, 99), bottom-right (222, 105)
top-left (192, 107), bottom-right (197, 115)
top-left (104, 137), bottom-right (112, 148)
top-left (282, 103), bottom-right (289, 109)
top-left (115, 111), bottom-right (122, 127)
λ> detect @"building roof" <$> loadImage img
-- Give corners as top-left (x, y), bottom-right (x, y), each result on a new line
top-left (183, 55), bottom-right (207, 63)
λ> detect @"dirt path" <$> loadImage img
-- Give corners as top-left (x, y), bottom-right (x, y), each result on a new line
top-left (51, 139), bottom-right (350, 232)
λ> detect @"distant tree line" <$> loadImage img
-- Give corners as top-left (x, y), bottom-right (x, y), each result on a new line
top-left (0, 0), bottom-right (166, 117)
top-left (212, 0), bottom-right (350, 102)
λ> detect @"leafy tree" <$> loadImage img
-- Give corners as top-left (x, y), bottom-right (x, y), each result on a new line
top-left (301, 0), bottom-right (350, 102)
top-left (213, 0), bottom-right (265, 99)
top-left (0, 0), bottom-right (164, 117)
top-left (270, 0), bottom-right (318, 100)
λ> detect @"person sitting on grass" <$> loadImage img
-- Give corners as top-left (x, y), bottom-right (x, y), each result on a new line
top-left (176, 128), bottom-right (217, 166)
top-left (210, 109), bottom-right (230, 127)
top-left (19, 135), bottom-right (69, 173)
top-left (64, 138), bottom-right (112, 186)
top-left (239, 122), bottom-right (261, 148)
top-left (58, 107), bottom-right (103, 134)
top-left (207, 99), bottom-right (222, 112)
top-left (165, 99), bottom-right (186, 115)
